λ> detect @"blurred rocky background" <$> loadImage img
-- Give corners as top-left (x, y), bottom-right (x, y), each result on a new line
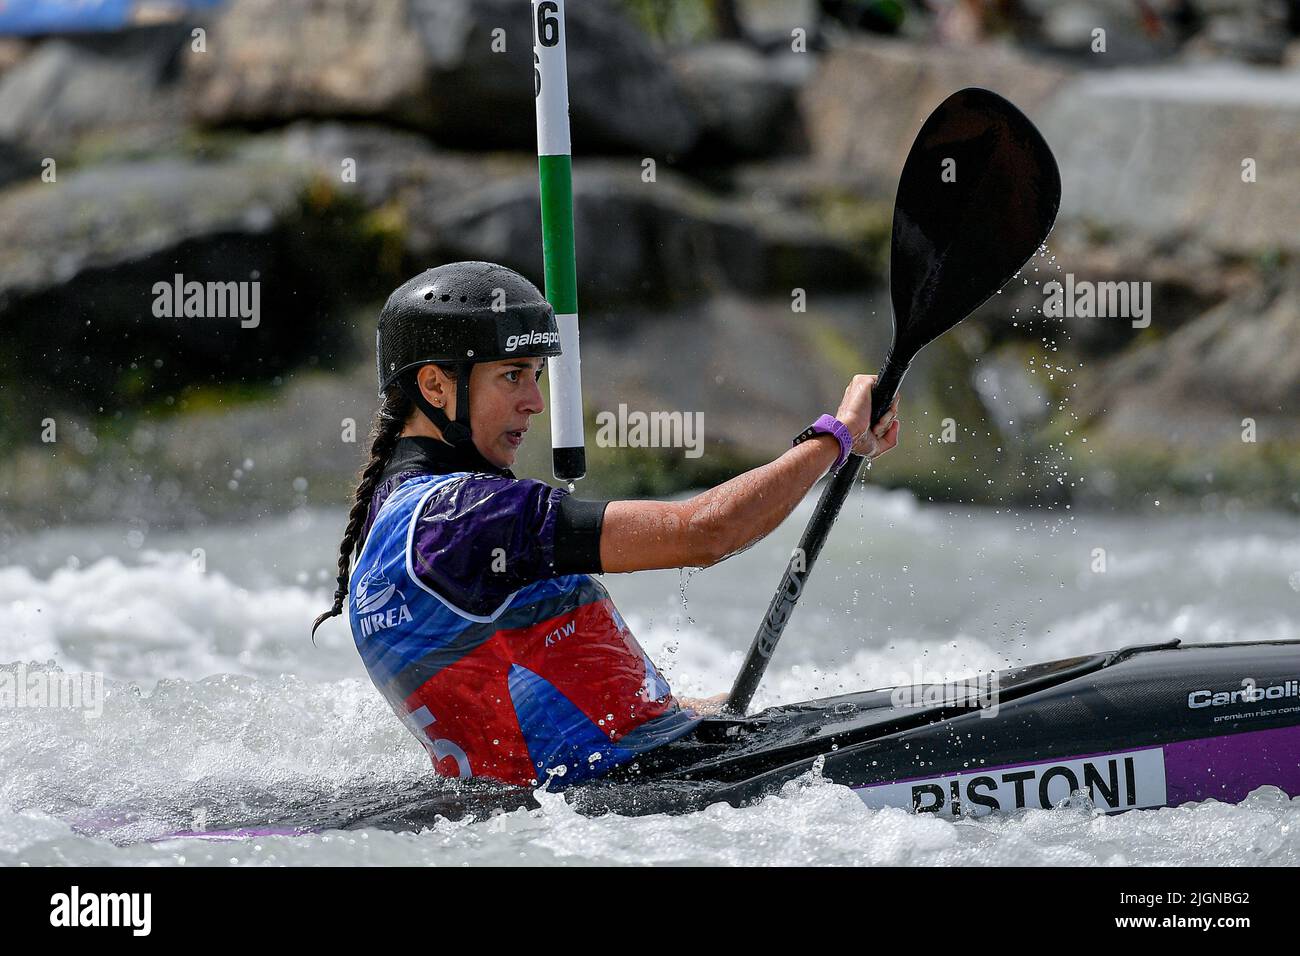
top-left (0, 0), bottom-right (1298, 532)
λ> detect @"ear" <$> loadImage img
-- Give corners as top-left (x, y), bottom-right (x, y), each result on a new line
top-left (416, 365), bottom-right (454, 415)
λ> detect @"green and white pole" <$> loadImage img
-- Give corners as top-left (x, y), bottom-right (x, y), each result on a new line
top-left (532, 0), bottom-right (586, 482)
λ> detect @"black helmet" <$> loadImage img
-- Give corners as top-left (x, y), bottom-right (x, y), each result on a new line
top-left (377, 262), bottom-right (561, 447)
top-left (377, 261), bottom-right (561, 391)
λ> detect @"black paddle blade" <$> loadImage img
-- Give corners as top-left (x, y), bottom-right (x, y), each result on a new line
top-left (875, 88), bottom-right (1061, 425)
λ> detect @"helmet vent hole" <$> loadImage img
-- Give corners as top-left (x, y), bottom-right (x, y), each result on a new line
top-left (459, 295), bottom-right (467, 303)
top-left (423, 291), bottom-right (433, 300)
top-left (440, 294), bottom-right (450, 302)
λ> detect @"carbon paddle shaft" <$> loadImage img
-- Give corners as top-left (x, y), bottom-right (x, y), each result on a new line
top-left (726, 367), bottom-right (903, 715)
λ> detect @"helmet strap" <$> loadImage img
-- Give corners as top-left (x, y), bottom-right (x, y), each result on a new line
top-left (399, 366), bottom-right (474, 448)
top-left (450, 362), bottom-right (473, 443)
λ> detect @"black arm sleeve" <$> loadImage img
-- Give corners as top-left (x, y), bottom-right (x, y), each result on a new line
top-left (553, 497), bottom-right (609, 575)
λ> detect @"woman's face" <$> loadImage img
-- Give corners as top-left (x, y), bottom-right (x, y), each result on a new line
top-left (470, 357), bottom-right (546, 468)
top-left (417, 358), bottom-right (546, 468)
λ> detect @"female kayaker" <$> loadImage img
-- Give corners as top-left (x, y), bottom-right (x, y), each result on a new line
top-left (312, 262), bottom-right (900, 788)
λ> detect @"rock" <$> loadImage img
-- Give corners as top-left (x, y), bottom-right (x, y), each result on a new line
top-left (0, 139), bottom-right (33, 191)
top-left (184, 0), bottom-right (699, 156)
top-left (265, 124), bottom-right (868, 303)
top-left (0, 292), bottom-right (897, 524)
top-left (0, 110), bottom-right (868, 439)
top-left (1069, 264), bottom-right (1300, 510)
top-left (0, 37), bottom-right (30, 77)
top-left (970, 225), bottom-right (1239, 359)
top-left (1186, 0), bottom-right (1293, 64)
top-left (527, 289), bottom-right (1022, 506)
top-left (804, 40), bottom-right (1299, 260)
top-left (183, 0), bottom-right (427, 127)
top-left (0, 362), bottom-right (385, 528)
top-left (801, 37), bottom-right (1069, 194)
top-left (407, 158), bottom-right (868, 305)
top-left (670, 42), bottom-right (809, 159)
top-left (1082, 266), bottom-right (1300, 448)
top-left (1025, 0), bottom-right (1182, 62)
top-left (0, 25), bottom-right (191, 164)
top-left (1040, 64), bottom-right (1300, 256)
top-left (0, 150), bottom-right (386, 423)
top-left (735, 0), bottom-right (821, 45)
top-left (273, 120), bottom-right (531, 218)
top-left (0, 156), bottom-right (305, 305)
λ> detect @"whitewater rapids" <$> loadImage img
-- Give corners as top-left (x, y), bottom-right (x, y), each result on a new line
top-left (1, 488), bottom-right (1298, 865)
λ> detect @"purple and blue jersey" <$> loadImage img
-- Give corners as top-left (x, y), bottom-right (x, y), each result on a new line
top-left (347, 437), bottom-right (699, 786)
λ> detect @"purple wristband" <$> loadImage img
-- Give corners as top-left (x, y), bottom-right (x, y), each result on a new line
top-left (793, 413), bottom-right (853, 473)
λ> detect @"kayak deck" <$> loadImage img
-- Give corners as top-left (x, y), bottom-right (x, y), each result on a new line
top-left (158, 638), bottom-right (1300, 837)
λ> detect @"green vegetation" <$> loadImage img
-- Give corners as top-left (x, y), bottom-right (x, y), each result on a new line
top-left (1079, 439), bottom-right (1300, 512)
top-left (583, 436), bottom-right (761, 499)
top-left (811, 193), bottom-right (893, 276)
top-left (615, 0), bottom-right (719, 45)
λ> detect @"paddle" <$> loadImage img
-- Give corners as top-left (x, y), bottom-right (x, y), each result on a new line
top-left (724, 88), bottom-right (1062, 715)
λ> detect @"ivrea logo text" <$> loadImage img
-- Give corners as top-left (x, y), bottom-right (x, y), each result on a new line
top-left (354, 564), bottom-right (413, 637)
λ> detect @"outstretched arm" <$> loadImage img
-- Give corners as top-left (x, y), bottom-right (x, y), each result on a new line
top-left (599, 375), bottom-right (900, 573)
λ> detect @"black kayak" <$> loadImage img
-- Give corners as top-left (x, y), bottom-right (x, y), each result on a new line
top-left (164, 638), bottom-right (1300, 838)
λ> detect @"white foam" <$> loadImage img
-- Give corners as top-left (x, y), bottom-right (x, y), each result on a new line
top-left (2, 502), bottom-right (1299, 864)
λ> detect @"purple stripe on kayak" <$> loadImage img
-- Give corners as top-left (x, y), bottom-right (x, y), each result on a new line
top-left (851, 723), bottom-right (1300, 813)
top-left (154, 827), bottom-right (309, 841)
top-left (1164, 723), bottom-right (1300, 805)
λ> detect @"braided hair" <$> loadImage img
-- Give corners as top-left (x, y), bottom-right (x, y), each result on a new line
top-left (310, 385), bottom-right (414, 639)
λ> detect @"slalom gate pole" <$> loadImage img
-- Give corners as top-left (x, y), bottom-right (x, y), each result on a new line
top-left (532, 0), bottom-right (586, 482)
